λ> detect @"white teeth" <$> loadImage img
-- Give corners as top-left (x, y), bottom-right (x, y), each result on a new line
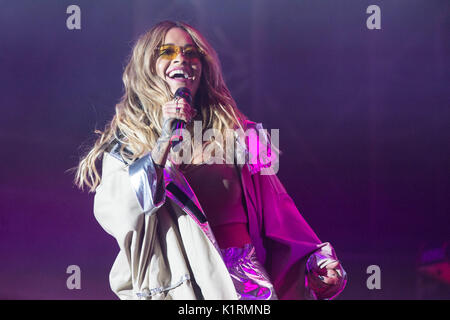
top-left (168, 69), bottom-right (191, 79)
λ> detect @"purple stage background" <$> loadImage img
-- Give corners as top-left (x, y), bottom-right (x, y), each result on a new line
top-left (0, 1), bottom-right (449, 299)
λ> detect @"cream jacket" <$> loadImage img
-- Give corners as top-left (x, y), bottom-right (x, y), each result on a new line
top-left (93, 122), bottom-right (347, 300)
top-left (94, 152), bottom-right (238, 299)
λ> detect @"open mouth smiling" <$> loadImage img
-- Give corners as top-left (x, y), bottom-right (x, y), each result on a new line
top-left (166, 68), bottom-right (195, 81)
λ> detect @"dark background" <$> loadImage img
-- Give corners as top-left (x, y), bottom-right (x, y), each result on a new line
top-left (0, 0), bottom-right (448, 299)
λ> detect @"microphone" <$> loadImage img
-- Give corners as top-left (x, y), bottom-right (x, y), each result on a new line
top-left (171, 87), bottom-right (192, 147)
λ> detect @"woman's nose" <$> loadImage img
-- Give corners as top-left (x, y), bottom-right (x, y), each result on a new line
top-left (172, 51), bottom-right (187, 64)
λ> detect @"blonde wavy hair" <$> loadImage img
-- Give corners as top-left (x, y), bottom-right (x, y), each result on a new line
top-left (75, 20), bottom-right (247, 192)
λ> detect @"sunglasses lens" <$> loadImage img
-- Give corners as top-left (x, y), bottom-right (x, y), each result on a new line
top-left (183, 46), bottom-right (200, 59)
top-left (158, 45), bottom-right (178, 60)
top-left (158, 45), bottom-right (201, 60)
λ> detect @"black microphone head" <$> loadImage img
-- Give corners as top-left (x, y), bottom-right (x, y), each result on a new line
top-left (174, 87), bottom-right (192, 105)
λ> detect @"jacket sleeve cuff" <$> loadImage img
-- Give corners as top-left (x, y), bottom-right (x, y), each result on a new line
top-left (305, 242), bottom-right (348, 300)
top-left (128, 153), bottom-right (166, 215)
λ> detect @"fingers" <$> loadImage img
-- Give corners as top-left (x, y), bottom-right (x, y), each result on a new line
top-left (326, 261), bottom-right (340, 270)
top-left (307, 259), bottom-right (345, 299)
top-left (307, 271), bottom-right (340, 298)
top-left (164, 110), bottom-right (191, 123)
top-left (162, 98), bottom-right (197, 123)
top-left (309, 265), bottom-right (342, 288)
top-left (321, 274), bottom-right (340, 285)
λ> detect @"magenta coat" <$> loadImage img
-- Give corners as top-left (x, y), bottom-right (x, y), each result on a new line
top-left (238, 121), bottom-right (346, 299)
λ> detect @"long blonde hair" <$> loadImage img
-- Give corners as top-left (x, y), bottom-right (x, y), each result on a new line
top-left (75, 21), bottom-right (247, 192)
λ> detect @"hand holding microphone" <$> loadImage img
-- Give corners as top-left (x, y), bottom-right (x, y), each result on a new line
top-left (152, 87), bottom-right (196, 168)
top-left (160, 87), bottom-right (196, 145)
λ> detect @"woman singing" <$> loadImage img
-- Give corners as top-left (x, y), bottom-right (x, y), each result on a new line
top-left (75, 20), bottom-right (347, 300)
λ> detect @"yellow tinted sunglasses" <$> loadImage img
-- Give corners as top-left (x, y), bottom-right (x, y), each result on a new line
top-left (156, 44), bottom-right (203, 60)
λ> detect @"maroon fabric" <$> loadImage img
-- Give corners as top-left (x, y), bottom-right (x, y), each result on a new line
top-left (241, 165), bottom-right (322, 299)
top-left (239, 121), bottom-right (323, 300)
top-left (180, 164), bottom-right (248, 227)
top-left (210, 223), bottom-right (252, 250)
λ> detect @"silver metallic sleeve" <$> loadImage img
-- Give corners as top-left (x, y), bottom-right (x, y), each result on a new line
top-left (305, 242), bottom-right (348, 300)
top-left (221, 244), bottom-right (278, 300)
top-left (128, 153), bottom-right (166, 215)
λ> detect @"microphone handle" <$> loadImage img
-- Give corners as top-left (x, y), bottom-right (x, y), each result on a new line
top-left (170, 119), bottom-right (186, 148)
top-left (171, 87), bottom-right (191, 148)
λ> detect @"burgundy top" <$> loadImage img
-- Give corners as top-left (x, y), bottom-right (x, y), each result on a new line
top-left (180, 163), bottom-right (248, 227)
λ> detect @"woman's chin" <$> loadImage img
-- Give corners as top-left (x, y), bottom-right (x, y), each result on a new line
top-left (167, 78), bottom-right (198, 97)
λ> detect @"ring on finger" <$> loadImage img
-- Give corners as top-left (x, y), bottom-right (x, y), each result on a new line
top-left (176, 97), bottom-right (181, 114)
